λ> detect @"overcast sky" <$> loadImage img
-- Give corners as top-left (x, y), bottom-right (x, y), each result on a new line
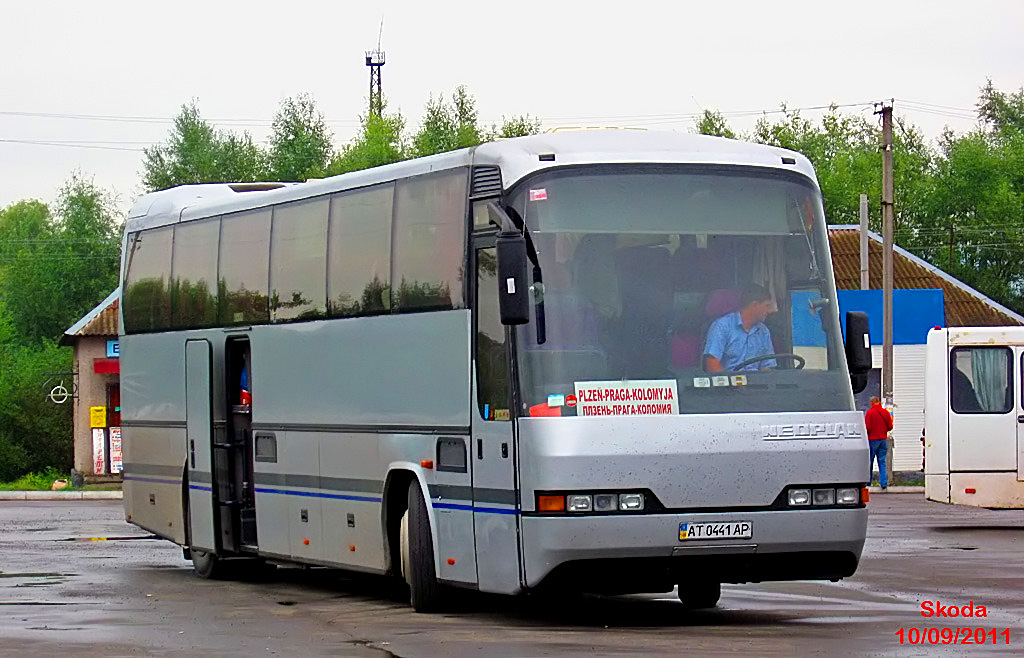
top-left (1, 0), bottom-right (1022, 212)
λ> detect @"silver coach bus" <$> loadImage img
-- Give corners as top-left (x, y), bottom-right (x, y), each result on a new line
top-left (119, 130), bottom-right (873, 612)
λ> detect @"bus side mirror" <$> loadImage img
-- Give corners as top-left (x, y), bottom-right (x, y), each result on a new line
top-left (496, 230), bottom-right (529, 325)
top-left (845, 311), bottom-right (871, 393)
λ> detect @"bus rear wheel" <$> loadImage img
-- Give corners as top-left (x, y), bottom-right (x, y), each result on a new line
top-left (399, 484), bottom-right (442, 612)
top-left (678, 581), bottom-right (721, 609)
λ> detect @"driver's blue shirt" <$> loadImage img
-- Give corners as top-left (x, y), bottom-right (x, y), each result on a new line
top-left (703, 312), bottom-right (776, 371)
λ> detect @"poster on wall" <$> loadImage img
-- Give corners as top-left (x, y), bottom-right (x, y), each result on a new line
top-left (92, 428), bottom-right (106, 475)
top-left (109, 427), bottom-right (123, 473)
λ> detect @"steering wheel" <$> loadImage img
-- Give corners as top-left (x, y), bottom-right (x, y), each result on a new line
top-left (729, 353), bottom-right (806, 371)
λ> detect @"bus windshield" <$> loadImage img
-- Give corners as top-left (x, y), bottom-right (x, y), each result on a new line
top-left (508, 164), bottom-right (854, 417)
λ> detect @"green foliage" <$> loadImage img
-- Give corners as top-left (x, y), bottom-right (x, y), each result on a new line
top-left (329, 103), bottom-right (407, 175)
top-left (142, 102), bottom-right (267, 191)
top-left (0, 467), bottom-right (71, 491)
top-left (0, 174), bottom-right (118, 481)
top-left (694, 110), bottom-right (736, 139)
top-left (0, 340), bottom-right (72, 482)
top-left (0, 174), bottom-right (121, 344)
top-left (268, 94), bottom-right (334, 182)
top-left (491, 114), bottom-right (543, 139)
top-left (924, 96), bottom-right (1024, 310)
top-left (412, 86), bottom-right (485, 157)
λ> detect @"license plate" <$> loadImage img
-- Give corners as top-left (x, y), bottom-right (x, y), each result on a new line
top-left (679, 521), bottom-right (752, 541)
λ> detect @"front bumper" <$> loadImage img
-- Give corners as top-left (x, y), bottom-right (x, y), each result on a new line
top-left (521, 507), bottom-right (867, 592)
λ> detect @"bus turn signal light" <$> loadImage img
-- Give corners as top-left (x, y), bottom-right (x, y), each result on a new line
top-left (861, 487), bottom-right (870, 503)
top-left (965, 488), bottom-right (976, 494)
top-left (420, 460), bottom-right (434, 469)
top-left (538, 495), bottom-right (565, 512)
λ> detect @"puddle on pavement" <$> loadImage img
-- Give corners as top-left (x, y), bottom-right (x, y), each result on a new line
top-left (56, 535), bottom-right (159, 542)
top-left (0, 573), bottom-right (70, 579)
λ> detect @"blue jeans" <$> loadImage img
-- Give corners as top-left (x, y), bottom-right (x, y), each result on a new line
top-left (869, 439), bottom-right (888, 487)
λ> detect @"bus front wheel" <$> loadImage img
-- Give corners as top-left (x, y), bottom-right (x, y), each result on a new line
top-left (190, 549), bottom-right (225, 579)
top-left (678, 581), bottom-right (721, 609)
top-left (399, 484), bottom-right (442, 612)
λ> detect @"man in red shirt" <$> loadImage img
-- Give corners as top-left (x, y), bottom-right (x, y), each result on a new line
top-left (865, 396), bottom-right (894, 490)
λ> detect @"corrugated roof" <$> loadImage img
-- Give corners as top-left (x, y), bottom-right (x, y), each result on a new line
top-left (61, 288), bottom-right (119, 344)
top-left (829, 227), bottom-right (1024, 327)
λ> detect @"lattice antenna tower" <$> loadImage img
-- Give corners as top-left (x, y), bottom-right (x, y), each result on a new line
top-left (365, 18), bottom-right (385, 118)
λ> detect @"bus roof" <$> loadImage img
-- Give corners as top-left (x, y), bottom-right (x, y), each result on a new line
top-left (124, 130), bottom-right (817, 234)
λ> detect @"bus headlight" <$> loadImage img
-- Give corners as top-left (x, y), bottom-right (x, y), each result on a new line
top-left (788, 489), bottom-right (811, 506)
top-left (567, 494), bottom-right (593, 512)
top-left (593, 494), bottom-right (618, 511)
top-left (836, 488), bottom-right (860, 505)
top-left (618, 493), bottom-right (644, 511)
top-left (812, 488), bottom-right (836, 506)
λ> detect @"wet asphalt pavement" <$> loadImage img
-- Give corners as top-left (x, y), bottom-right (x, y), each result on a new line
top-left (1, 495), bottom-right (1022, 657)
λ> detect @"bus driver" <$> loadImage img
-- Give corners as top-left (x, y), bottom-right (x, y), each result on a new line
top-left (703, 284), bottom-right (777, 372)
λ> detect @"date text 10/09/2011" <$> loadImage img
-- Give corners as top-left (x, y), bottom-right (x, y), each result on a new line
top-left (895, 627), bottom-right (1009, 645)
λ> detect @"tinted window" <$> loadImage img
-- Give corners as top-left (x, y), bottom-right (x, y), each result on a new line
top-left (328, 184), bottom-right (393, 317)
top-left (219, 209), bottom-right (271, 324)
top-left (123, 227), bottom-right (173, 333)
top-left (392, 169), bottom-right (468, 312)
top-left (170, 218), bottom-right (220, 329)
top-left (475, 247), bottom-right (509, 420)
top-left (950, 347), bottom-right (1012, 414)
top-left (271, 198), bottom-right (328, 322)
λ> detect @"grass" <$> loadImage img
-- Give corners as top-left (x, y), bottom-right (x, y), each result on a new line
top-left (0, 468), bottom-right (74, 491)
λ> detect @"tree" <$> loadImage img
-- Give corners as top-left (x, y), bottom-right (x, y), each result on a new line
top-left (412, 86), bottom-right (485, 157)
top-left (694, 110), bottom-right (736, 139)
top-left (142, 102), bottom-right (267, 191)
top-left (329, 100), bottom-right (407, 175)
top-left (923, 87), bottom-right (1024, 311)
top-left (0, 174), bottom-right (121, 345)
top-left (491, 114), bottom-right (543, 139)
top-left (750, 105), bottom-right (935, 237)
top-left (267, 94), bottom-right (335, 182)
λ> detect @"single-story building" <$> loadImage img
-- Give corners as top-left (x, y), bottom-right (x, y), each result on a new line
top-left (61, 288), bottom-right (121, 483)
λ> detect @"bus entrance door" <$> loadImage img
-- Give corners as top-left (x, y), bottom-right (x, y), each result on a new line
top-left (185, 340), bottom-right (216, 552)
top-left (471, 242), bottom-right (522, 594)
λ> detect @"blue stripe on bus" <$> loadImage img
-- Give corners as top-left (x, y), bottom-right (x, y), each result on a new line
top-left (251, 487), bottom-right (516, 516)
top-left (124, 475), bottom-right (180, 485)
top-left (432, 502), bottom-right (517, 516)
top-left (188, 484), bottom-right (213, 492)
top-left (254, 487), bottom-right (382, 503)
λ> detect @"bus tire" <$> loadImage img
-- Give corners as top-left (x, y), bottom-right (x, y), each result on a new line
top-left (402, 484), bottom-right (442, 612)
top-left (190, 548), bottom-right (225, 579)
top-left (678, 581), bottom-right (720, 609)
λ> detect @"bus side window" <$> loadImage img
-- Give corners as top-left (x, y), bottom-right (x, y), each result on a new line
top-left (476, 247), bottom-right (510, 421)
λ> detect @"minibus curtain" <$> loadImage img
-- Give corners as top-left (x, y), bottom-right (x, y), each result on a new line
top-left (971, 349), bottom-right (1009, 412)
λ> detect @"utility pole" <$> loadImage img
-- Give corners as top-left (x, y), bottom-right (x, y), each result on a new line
top-left (877, 100), bottom-right (895, 487)
top-left (860, 194), bottom-right (869, 290)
